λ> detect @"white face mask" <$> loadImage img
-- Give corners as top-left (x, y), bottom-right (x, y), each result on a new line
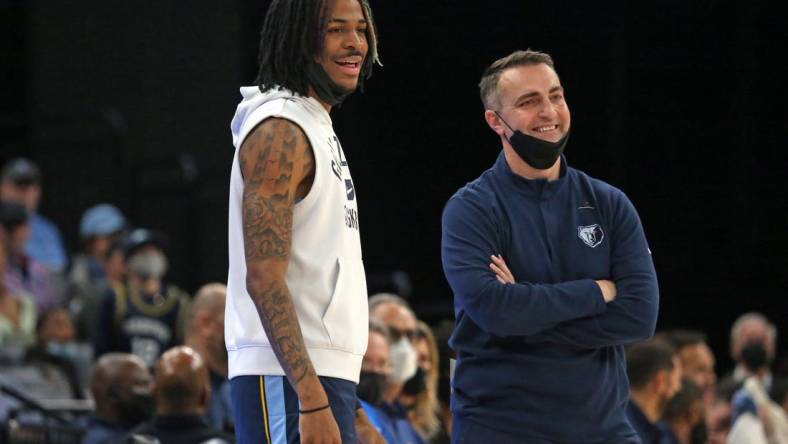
top-left (388, 337), bottom-right (418, 384)
top-left (128, 251), bottom-right (168, 280)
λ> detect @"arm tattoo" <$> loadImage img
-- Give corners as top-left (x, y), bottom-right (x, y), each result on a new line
top-left (240, 118), bottom-right (316, 386)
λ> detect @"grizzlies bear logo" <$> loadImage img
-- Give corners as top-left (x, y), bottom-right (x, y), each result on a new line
top-left (578, 224), bottom-right (604, 248)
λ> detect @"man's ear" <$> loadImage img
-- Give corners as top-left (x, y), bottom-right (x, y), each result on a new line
top-left (652, 370), bottom-right (667, 394)
top-left (196, 311), bottom-right (213, 337)
top-left (484, 110), bottom-right (506, 138)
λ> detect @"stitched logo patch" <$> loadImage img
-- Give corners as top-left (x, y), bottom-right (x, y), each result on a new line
top-left (578, 224), bottom-right (604, 248)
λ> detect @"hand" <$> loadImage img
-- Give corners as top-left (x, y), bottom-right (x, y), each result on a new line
top-left (490, 254), bottom-right (515, 284)
top-left (300, 406), bottom-right (341, 444)
top-left (355, 408), bottom-right (386, 444)
top-left (297, 377), bottom-right (341, 444)
top-left (595, 280), bottom-right (617, 303)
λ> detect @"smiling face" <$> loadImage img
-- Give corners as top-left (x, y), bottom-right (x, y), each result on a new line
top-left (315, 0), bottom-right (369, 94)
top-left (492, 63), bottom-right (571, 143)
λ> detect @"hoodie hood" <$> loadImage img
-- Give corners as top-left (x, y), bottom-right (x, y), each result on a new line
top-left (230, 86), bottom-right (330, 149)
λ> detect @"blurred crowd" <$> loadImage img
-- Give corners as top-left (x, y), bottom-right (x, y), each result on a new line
top-left (0, 158), bottom-right (232, 443)
top-left (1, 156), bottom-right (787, 444)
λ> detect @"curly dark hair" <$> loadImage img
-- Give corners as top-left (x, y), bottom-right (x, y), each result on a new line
top-left (255, 0), bottom-right (380, 96)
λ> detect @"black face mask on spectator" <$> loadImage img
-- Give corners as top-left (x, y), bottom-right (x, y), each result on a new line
top-left (112, 389), bottom-right (155, 426)
top-left (357, 371), bottom-right (387, 406)
top-left (690, 422), bottom-right (707, 444)
top-left (402, 367), bottom-right (427, 396)
top-left (741, 342), bottom-right (769, 372)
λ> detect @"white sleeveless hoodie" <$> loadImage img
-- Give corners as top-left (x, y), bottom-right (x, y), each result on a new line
top-left (226, 86), bottom-right (368, 383)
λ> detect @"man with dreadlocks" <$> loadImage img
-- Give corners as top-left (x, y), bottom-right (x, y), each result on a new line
top-left (226, 0), bottom-right (382, 443)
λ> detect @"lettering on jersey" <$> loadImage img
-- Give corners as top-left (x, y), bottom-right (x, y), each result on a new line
top-left (344, 205), bottom-right (359, 230)
top-left (577, 224), bottom-right (604, 248)
top-left (123, 316), bottom-right (173, 343)
top-left (345, 179), bottom-right (355, 201)
top-left (328, 136), bottom-right (347, 182)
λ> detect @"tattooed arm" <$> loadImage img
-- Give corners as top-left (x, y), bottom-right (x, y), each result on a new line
top-left (240, 118), bottom-right (339, 442)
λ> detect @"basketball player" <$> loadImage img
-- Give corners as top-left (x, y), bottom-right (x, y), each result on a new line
top-left (225, 1), bottom-right (383, 443)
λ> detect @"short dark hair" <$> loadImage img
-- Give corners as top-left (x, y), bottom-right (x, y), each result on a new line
top-left (256, 0), bottom-right (380, 97)
top-left (626, 339), bottom-right (677, 389)
top-left (658, 329), bottom-right (708, 351)
top-left (479, 49), bottom-right (556, 109)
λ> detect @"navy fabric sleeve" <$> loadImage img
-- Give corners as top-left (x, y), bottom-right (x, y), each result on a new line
top-left (441, 195), bottom-right (606, 338)
top-left (524, 191), bottom-right (659, 348)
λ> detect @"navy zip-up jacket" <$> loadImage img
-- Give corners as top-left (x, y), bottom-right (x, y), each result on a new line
top-left (441, 152), bottom-right (659, 443)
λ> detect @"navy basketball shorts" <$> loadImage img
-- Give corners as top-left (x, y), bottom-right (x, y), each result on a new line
top-left (230, 375), bottom-right (358, 444)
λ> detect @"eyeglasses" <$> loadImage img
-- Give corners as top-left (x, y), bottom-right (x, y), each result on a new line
top-left (389, 326), bottom-right (422, 343)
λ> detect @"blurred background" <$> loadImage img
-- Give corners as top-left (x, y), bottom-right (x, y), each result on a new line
top-left (2, 0), bottom-right (785, 384)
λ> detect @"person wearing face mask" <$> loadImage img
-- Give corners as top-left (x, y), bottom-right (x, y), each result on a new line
top-left (23, 307), bottom-right (85, 398)
top-left (725, 312), bottom-right (778, 389)
top-left (440, 49), bottom-right (659, 443)
top-left (82, 353), bottom-right (154, 444)
top-left (399, 320), bottom-right (444, 444)
top-left (120, 346), bottom-right (236, 444)
top-left (727, 333), bottom-right (788, 444)
top-left (359, 320), bottom-right (424, 444)
top-left (368, 294), bottom-right (427, 443)
top-left (93, 228), bottom-right (190, 368)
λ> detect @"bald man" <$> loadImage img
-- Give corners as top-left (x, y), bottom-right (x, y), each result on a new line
top-left (185, 283), bottom-right (233, 431)
top-left (82, 353), bottom-right (154, 444)
top-left (123, 346), bottom-right (235, 443)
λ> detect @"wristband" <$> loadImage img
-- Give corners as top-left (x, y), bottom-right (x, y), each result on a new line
top-left (299, 404), bottom-right (330, 415)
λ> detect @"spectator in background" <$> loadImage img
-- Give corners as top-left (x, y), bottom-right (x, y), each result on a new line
top-left (727, 312), bottom-right (777, 388)
top-left (82, 353), bottom-right (154, 444)
top-left (431, 319), bottom-right (455, 442)
top-left (728, 349), bottom-right (788, 443)
top-left (626, 339), bottom-right (683, 444)
top-left (184, 282), bottom-right (233, 432)
top-left (0, 231), bottom-right (37, 355)
top-left (399, 320), bottom-right (443, 443)
top-left (70, 203), bottom-right (127, 288)
top-left (23, 308), bottom-right (84, 398)
top-left (369, 294), bottom-right (420, 404)
top-left (0, 158), bottom-right (67, 272)
top-left (122, 346), bottom-right (235, 444)
top-left (1, 200), bottom-right (61, 314)
top-left (660, 378), bottom-right (706, 444)
top-left (660, 330), bottom-right (717, 402)
top-left (68, 204), bottom-right (128, 343)
top-left (94, 228), bottom-right (190, 368)
top-left (707, 378), bottom-right (738, 444)
top-left (359, 320), bottom-right (423, 444)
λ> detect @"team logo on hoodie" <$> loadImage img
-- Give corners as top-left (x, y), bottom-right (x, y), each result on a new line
top-left (578, 224), bottom-right (604, 248)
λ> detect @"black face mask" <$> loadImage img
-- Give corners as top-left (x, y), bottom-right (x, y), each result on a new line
top-left (115, 392), bottom-right (155, 426)
top-left (357, 371), bottom-right (387, 406)
top-left (402, 367), bottom-right (427, 396)
top-left (741, 342), bottom-right (769, 372)
top-left (690, 421), bottom-right (708, 444)
top-left (494, 111), bottom-right (570, 170)
top-left (307, 63), bottom-right (352, 107)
